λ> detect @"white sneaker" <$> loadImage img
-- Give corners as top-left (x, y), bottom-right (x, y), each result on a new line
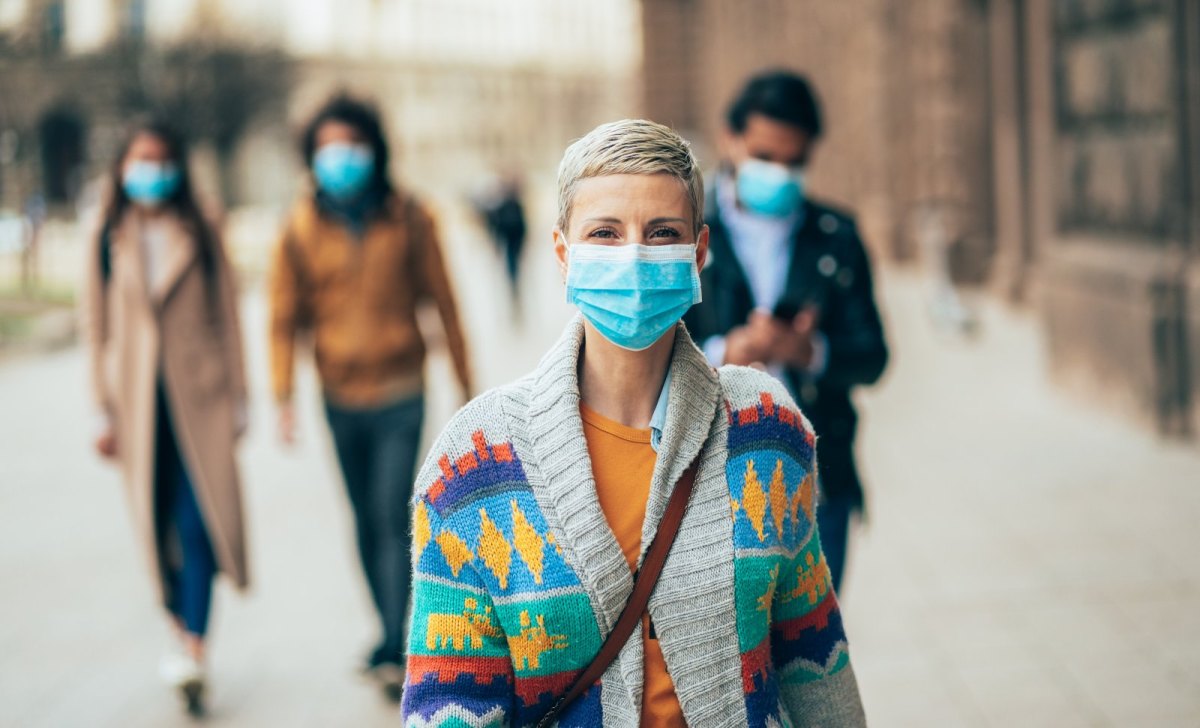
top-left (159, 652), bottom-right (206, 716)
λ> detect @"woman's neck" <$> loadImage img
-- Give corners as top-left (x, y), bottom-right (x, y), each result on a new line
top-left (578, 323), bottom-right (675, 429)
top-left (134, 203), bottom-right (167, 220)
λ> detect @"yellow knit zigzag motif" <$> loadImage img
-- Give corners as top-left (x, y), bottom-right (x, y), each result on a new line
top-left (769, 460), bottom-right (788, 540)
top-left (510, 500), bottom-right (546, 584)
top-left (792, 472), bottom-right (815, 529)
top-left (478, 508), bottom-right (513, 589)
top-left (739, 460), bottom-right (769, 541)
top-left (435, 530), bottom-right (474, 577)
top-left (414, 500), bottom-right (432, 560)
top-left (546, 531), bottom-right (563, 556)
top-left (734, 458), bottom-right (797, 542)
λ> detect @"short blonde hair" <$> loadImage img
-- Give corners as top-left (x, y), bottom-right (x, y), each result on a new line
top-left (556, 119), bottom-right (704, 235)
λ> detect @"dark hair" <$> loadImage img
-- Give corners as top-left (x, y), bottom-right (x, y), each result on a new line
top-left (300, 94), bottom-right (393, 196)
top-left (726, 70), bottom-right (823, 138)
top-left (100, 119), bottom-right (216, 286)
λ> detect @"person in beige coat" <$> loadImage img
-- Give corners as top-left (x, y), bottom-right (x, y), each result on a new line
top-left (82, 119), bottom-right (248, 717)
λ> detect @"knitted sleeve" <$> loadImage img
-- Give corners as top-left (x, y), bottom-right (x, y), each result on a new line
top-left (402, 495), bottom-right (516, 727)
top-left (721, 363), bottom-right (866, 726)
top-left (772, 410), bottom-right (867, 726)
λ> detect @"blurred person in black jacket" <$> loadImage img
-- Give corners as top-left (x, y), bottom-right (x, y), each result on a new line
top-left (684, 70), bottom-right (888, 591)
top-left (474, 172), bottom-right (528, 318)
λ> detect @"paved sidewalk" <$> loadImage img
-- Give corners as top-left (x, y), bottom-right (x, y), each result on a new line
top-left (1, 215), bottom-right (1198, 726)
top-left (841, 273), bottom-right (1200, 727)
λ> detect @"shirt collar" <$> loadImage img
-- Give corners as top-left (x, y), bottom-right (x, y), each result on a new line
top-left (650, 368), bottom-right (672, 452)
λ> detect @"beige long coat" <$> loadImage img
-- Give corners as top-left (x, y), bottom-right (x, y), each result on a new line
top-left (82, 208), bottom-right (249, 604)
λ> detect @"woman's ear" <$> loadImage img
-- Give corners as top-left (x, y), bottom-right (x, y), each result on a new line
top-left (695, 224), bottom-right (710, 270)
top-left (553, 228), bottom-right (569, 282)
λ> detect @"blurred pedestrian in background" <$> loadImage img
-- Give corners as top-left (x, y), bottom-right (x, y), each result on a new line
top-left (684, 71), bottom-right (888, 592)
top-left (21, 193), bottom-right (46, 295)
top-left (476, 172), bottom-right (528, 315)
top-left (403, 119), bottom-right (864, 727)
top-left (268, 95), bottom-right (473, 701)
top-left (81, 119), bottom-right (250, 717)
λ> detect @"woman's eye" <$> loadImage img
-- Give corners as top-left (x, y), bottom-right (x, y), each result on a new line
top-left (649, 227), bottom-right (682, 239)
top-left (588, 229), bottom-right (617, 239)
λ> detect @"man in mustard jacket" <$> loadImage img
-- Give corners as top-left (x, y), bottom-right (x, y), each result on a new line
top-left (269, 95), bottom-right (472, 700)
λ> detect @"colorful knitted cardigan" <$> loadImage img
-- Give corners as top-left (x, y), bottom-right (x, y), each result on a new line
top-left (403, 319), bottom-right (865, 727)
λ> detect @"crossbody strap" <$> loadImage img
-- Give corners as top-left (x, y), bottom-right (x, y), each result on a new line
top-left (536, 459), bottom-right (700, 728)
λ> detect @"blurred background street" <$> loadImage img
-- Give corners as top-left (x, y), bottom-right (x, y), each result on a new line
top-left (2, 0), bottom-right (1200, 726)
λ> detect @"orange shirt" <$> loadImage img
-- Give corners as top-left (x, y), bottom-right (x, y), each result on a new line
top-left (580, 403), bottom-right (687, 728)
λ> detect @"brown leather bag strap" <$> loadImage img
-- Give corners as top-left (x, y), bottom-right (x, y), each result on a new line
top-left (536, 459), bottom-right (699, 728)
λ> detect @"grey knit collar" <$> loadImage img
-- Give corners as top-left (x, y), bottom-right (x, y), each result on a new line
top-left (521, 316), bottom-right (741, 723)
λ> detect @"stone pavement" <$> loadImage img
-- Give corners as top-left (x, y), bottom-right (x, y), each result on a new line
top-left (1, 209), bottom-right (1198, 726)
top-left (842, 273), bottom-right (1200, 727)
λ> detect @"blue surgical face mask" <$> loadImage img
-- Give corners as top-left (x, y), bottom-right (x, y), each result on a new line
top-left (313, 142), bottom-right (375, 201)
top-left (566, 243), bottom-right (702, 351)
top-left (736, 158), bottom-right (805, 217)
top-left (122, 161), bottom-right (181, 207)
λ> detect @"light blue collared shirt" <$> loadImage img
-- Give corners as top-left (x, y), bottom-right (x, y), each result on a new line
top-left (702, 174), bottom-right (828, 380)
top-left (649, 368), bottom-right (671, 452)
top-left (717, 173), bottom-right (802, 313)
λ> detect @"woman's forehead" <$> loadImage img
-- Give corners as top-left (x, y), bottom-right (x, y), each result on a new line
top-left (572, 173), bottom-right (691, 220)
top-left (127, 133), bottom-right (171, 159)
top-left (316, 120), bottom-right (366, 146)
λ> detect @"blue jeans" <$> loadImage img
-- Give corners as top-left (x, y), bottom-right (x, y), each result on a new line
top-left (816, 495), bottom-right (854, 594)
top-left (155, 387), bottom-right (218, 637)
top-left (325, 394), bottom-right (425, 667)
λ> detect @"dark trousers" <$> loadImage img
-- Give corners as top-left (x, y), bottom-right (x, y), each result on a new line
top-left (816, 494), bottom-right (854, 594)
top-left (501, 234), bottom-right (523, 293)
top-left (155, 386), bottom-right (218, 638)
top-left (325, 394), bottom-right (425, 667)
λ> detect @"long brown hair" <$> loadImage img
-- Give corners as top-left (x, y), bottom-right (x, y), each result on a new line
top-left (99, 119), bottom-right (216, 286)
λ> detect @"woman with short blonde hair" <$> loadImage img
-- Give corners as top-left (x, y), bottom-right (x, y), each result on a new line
top-left (402, 119), bottom-right (865, 727)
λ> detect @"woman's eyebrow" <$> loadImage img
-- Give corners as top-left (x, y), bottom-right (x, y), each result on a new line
top-left (581, 217), bottom-right (622, 225)
top-left (580, 216), bottom-right (687, 225)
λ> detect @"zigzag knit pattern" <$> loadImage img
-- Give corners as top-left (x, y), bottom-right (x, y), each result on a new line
top-left (403, 391), bottom-right (852, 727)
top-left (726, 392), bottom-right (851, 728)
top-left (404, 431), bottom-right (604, 727)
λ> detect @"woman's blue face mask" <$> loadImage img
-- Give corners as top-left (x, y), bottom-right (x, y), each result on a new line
top-left (736, 158), bottom-right (805, 217)
top-left (122, 161), bottom-right (181, 207)
top-left (313, 142), bottom-right (375, 201)
top-left (565, 243), bottom-right (702, 351)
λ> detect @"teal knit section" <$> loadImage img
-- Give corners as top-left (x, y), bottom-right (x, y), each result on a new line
top-left (732, 553), bottom-right (785, 652)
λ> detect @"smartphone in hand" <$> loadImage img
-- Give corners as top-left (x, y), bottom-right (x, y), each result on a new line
top-left (772, 299), bottom-right (801, 322)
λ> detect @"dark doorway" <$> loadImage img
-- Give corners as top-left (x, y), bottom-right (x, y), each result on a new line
top-left (38, 109), bottom-right (86, 205)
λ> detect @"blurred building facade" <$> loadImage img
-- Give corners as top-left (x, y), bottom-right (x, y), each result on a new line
top-left (0, 0), bottom-right (639, 213)
top-left (641, 0), bottom-right (1200, 442)
top-left (4, 0), bottom-right (1197, 441)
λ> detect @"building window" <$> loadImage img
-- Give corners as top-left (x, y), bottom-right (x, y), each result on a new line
top-left (41, 0), bottom-right (64, 53)
top-left (124, 0), bottom-right (147, 43)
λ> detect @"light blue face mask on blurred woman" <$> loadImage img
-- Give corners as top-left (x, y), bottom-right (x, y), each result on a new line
top-left (123, 161), bottom-right (181, 206)
top-left (313, 142), bottom-right (375, 201)
top-left (736, 158), bottom-right (805, 217)
top-left (566, 243), bottom-right (702, 351)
